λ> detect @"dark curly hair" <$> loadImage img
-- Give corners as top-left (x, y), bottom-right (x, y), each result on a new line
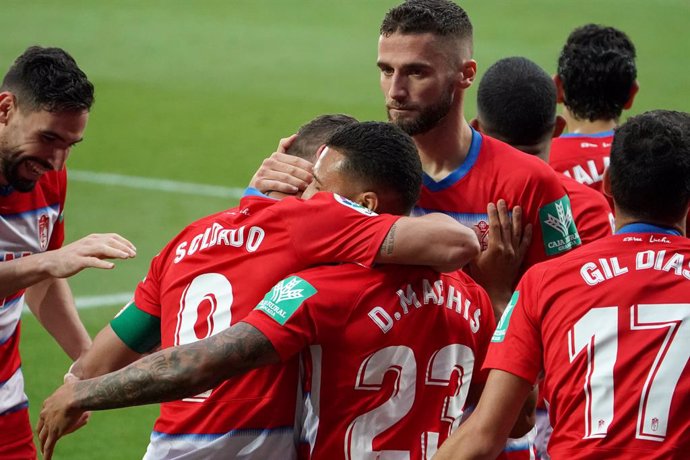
top-left (609, 110), bottom-right (690, 223)
top-left (380, 0), bottom-right (472, 44)
top-left (1, 46), bottom-right (94, 112)
top-left (557, 24), bottom-right (636, 122)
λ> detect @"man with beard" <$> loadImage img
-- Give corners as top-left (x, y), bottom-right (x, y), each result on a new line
top-left (0, 46), bottom-right (136, 458)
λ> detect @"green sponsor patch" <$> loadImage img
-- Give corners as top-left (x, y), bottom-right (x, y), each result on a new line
top-left (491, 291), bottom-right (519, 343)
top-left (539, 195), bottom-right (581, 256)
top-left (255, 276), bottom-right (317, 325)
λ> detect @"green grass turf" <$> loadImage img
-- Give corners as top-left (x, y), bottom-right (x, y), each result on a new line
top-left (6, 0), bottom-right (688, 457)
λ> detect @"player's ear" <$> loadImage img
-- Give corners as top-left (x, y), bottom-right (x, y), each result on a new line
top-left (553, 115), bottom-right (567, 138)
top-left (623, 80), bottom-right (639, 110)
top-left (458, 59), bottom-right (477, 89)
top-left (357, 191), bottom-right (379, 213)
top-left (0, 92), bottom-right (15, 124)
top-left (602, 168), bottom-right (613, 198)
top-left (553, 75), bottom-right (565, 104)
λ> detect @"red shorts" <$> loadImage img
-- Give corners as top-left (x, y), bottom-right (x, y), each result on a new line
top-left (0, 408), bottom-right (37, 459)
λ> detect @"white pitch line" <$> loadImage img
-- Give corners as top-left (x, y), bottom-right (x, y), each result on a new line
top-left (22, 292), bottom-right (134, 314)
top-left (69, 169), bottom-right (246, 199)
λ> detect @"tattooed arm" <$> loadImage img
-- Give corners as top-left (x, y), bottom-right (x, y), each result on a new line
top-left (37, 322), bottom-right (278, 460)
top-left (374, 213), bottom-right (480, 271)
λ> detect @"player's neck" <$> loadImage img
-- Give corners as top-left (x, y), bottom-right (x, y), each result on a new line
top-left (614, 210), bottom-right (686, 237)
top-left (561, 107), bottom-right (618, 135)
top-left (414, 110), bottom-right (473, 182)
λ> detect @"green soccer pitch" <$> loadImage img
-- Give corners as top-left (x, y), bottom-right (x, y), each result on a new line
top-left (3, 1), bottom-right (687, 458)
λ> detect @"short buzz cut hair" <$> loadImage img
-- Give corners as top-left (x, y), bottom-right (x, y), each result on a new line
top-left (1, 46), bottom-right (94, 112)
top-left (477, 57), bottom-right (557, 148)
top-left (557, 24), bottom-right (636, 122)
top-left (286, 114), bottom-right (358, 162)
top-left (609, 110), bottom-right (690, 223)
top-left (326, 121), bottom-right (422, 215)
top-left (380, 0), bottom-right (473, 48)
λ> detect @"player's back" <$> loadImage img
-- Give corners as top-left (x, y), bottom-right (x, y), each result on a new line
top-left (414, 129), bottom-right (580, 271)
top-left (558, 173), bottom-right (613, 244)
top-left (549, 131), bottom-right (613, 194)
top-left (527, 230), bottom-right (690, 459)
top-left (246, 263), bottom-right (495, 459)
top-left (134, 192), bottom-right (397, 459)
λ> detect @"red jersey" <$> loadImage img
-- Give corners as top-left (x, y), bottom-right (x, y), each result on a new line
top-left (485, 224), bottom-right (690, 459)
top-left (559, 173), bottom-right (613, 244)
top-left (133, 191), bottom-right (399, 459)
top-left (414, 129), bottom-right (581, 274)
top-left (244, 264), bottom-right (495, 460)
top-left (549, 131), bottom-right (613, 194)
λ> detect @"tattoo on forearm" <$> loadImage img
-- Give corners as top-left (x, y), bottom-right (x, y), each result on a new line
top-left (381, 223), bottom-right (397, 256)
top-left (72, 322), bottom-right (278, 411)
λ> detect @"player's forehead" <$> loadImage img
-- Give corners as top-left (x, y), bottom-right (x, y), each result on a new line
top-left (377, 32), bottom-right (451, 68)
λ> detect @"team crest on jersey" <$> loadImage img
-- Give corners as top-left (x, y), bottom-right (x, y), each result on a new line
top-left (38, 213), bottom-right (50, 250)
top-left (333, 193), bottom-right (377, 216)
top-left (539, 196), bottom-right (581, 256)
top-left (491, 291), bottom-right (519, 343)
top-left (256, 276), bottom-right (317, 325)
top-left (474, 220), bottom-right (490, 250)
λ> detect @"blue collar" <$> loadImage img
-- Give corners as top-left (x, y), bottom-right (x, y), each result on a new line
top-left (422, 127), bottom-right (482, 192)
top-left (616, 222), bottom-right (682, 236)
top-left (560, 130), bottom-right (614, 139)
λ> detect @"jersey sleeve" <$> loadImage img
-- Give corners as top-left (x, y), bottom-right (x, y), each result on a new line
top-left (523, 165), bottom-right (582, 265)
top-left (47, 168), bottom-right (67, 250)
top-left (275, 193), bottom-right (400, 268)
top-left (133, 252), bottom-right (164, 318)
top-left (482, 268), bottom-right (545, 384)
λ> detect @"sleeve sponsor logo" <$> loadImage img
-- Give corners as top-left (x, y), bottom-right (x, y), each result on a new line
top-left (539, 195), bottom-right (582, 256)
top-left (333, 193), bottom-right (378, 216)
top-left (256, 276), bottom-right (317, 325)
top-left (491, 291), bottom-right (519, 343)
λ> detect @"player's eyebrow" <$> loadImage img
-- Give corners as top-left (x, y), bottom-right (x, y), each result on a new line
top-left (41, 129), bottom-right (84, 146)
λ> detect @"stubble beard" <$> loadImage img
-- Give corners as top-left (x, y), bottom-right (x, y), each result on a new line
top-left (0, 144), bottom-right (38, 193)
top-left (387, 86), bottom-right (454, 136)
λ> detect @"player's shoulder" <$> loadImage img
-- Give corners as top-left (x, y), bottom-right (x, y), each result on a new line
top-left (559, 173), bottom-right (610, 207)
top-left (286, 263), bottom-right (378, 303)
top-left (481, 134), bottom-right (562, 184)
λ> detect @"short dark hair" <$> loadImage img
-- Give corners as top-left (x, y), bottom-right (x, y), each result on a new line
top-left (477, 57), bottom-right (556, 147)
top-left (557, 24), bottom-right (636, 122)
top-left (609, 110), bottom-right (690, 223)
top-left (327, 121), bottom-right (422, 215)
top-left (1, 46), bottom-right (94, 112)
top-left (286, 114), bottom-right (358, 161)
top-left (380, 0), bottom-right (473, 44)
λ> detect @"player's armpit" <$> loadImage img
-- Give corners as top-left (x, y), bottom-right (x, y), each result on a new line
top-left (375, 213), bottom-right (480, 271)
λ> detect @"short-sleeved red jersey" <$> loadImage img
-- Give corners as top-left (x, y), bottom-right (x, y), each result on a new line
top-left (133, 191), bottom-right (399, 459)
top-left (244, 264), bottom-right (495, 460)
top-left (559, 173), bottom-right (613, 244)
top-left (414, 129), bottom-right (581, 274)
top-left (485, 224), bottom-right (690, 459)
top-left (549, 131), bottom-right (613, 195)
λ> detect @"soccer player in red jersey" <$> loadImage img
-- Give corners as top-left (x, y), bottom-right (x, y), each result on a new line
top-left (434, 109), bottom-right (690, 460)
top-left (36, 121), bottom-right (533, 460)
top-left (0, 47), bottom-right (136, 459)
top-left (549, 24), bottom-right (638, 196)
top-left (38, 121), bottom-right (483, 460)
top-left (472, 56), bottom-right (613, 245)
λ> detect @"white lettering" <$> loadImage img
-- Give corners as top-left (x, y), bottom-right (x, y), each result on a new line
top-left (368, 307), bottom-right (394, 334)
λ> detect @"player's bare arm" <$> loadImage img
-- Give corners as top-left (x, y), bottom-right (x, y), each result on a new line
top-left (470, 200), bottom-right (532, 316)
top-left (37, 322), bottom-right (278, 460)
top-left (0, 233), bottom-right (136, 299)
top-left (432, 370), bottom-right (533, 460)
top-left (375, 213), bottom-right (481, 271)
top-left (249, 134), bottom-right (314, 195)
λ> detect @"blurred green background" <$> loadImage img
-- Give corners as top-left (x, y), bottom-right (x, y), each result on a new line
top-left (4, 1), bottom-right (687, 458)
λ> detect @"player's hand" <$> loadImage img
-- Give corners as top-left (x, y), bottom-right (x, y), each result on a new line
top-left (469, 200), bottom-right (532, 316)
top-left (37, 382), bottom-right (87, 460)
top-left (248, 134), bottom-right (314, 195)
top-left (41, 233), bottom-right (136, 278)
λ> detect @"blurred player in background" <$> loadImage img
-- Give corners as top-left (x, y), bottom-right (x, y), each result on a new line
top-left (40, 121), bottom-right (482, 460)
top-left (435, 109), bottom-right (690, 460)
top-left (0, 46), bottom-right (136, 459)
top-left (549, 24), bottom-right (638, 195)
top-left (473, 56), bottom-right (614, 245)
